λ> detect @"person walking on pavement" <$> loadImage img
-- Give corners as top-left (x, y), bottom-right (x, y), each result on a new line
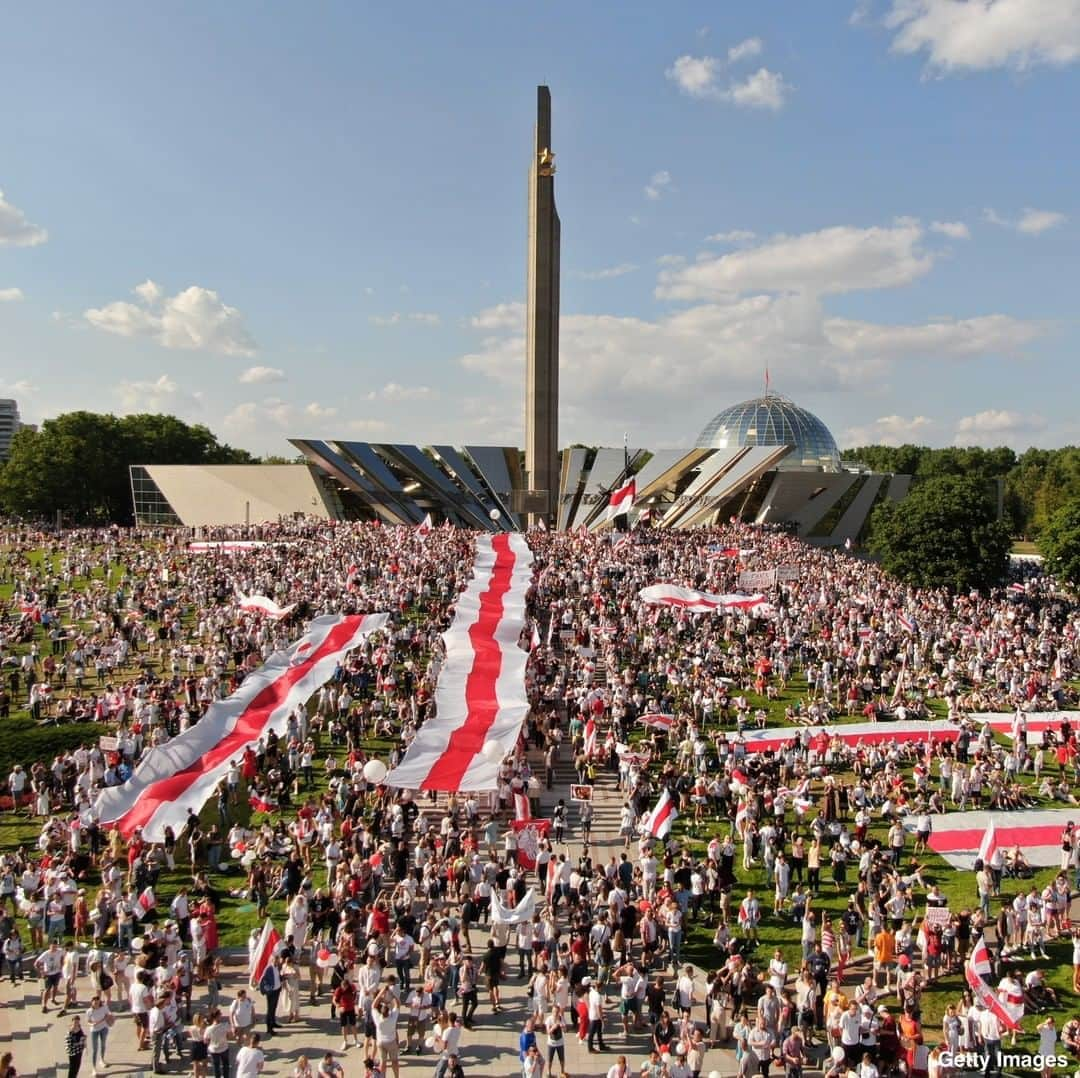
top-left (586, 978), bottom-right (608, 1052)
top-left (65, 1015), bottom-right (87, 1078)
top-left (258, 957), bottom-right (282, 1037)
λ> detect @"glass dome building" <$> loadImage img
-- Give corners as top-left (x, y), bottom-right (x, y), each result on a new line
top-left (695, 395), bottom-right (841, 472)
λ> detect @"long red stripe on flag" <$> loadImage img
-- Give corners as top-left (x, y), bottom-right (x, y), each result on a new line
top-left (928, 823), bottom-right (1065, 854)
top-left (112, 618), bottom-right (366, 834)
top-left (421, 533), bottom-right (515, 790)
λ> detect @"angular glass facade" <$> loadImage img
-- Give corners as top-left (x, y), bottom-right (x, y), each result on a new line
top-left (696, 396), bottom-right (841, 472)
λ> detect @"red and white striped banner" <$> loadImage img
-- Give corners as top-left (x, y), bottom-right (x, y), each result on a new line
top-left (94, 613), bottom-right (388, 841)
top-left (904, 807), bottom-right (1077, 870)
top-left (385, 533), bottom-right (534, 792)
top-left (965, 938), bottom-right (1022, 1031)
top-left (249, 918), bottom-right (282, 989)
top-left (187, 540), bottom-right (272, 553)
top-left (639, 713), bottom-right (675, 731)
top-left (638, 584), bottom-right (767, 614)
top-left (642, 788), bottom-right (677, 839)
top-left (735, 718), bottom-right (962, 755)
top-left (237, 594), bottom-right (297, 620)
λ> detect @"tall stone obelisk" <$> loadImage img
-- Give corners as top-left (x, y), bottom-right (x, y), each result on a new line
top-left (524, 85), bottom-right (560, 526)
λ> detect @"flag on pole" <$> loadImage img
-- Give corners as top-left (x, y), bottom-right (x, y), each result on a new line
top-left (642, 788), bottom-right (677, 839)
top-left (132, 886), bottom-right (156, 920)
top-left (977, 819), bottom-right (997, 866)
top-left (964, 938), bottom-right (1022, 1031)
top-left (583, 718), bottom-right (597, 757)
top-left (898, 613), bottom-right (916, 633)
top-left (536, 517), bottom-right (547, 531)
top-left (417, 513), bottom-right (433, 537)
top-left (607, 479), bottom-right (636, 520)
top-left (249, 918), bottom-right (282, 989)
top-left (530, 623), bottom-right (541, 651)
top-left (514, 791), bottom-right (532, 822)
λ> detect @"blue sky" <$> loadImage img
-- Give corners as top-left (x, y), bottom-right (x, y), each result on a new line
top-left (0, 1), bottom-right (1076, 455)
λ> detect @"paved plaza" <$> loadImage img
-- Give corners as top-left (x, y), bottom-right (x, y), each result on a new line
top-left (0, 762), bottom-right (746, 1078)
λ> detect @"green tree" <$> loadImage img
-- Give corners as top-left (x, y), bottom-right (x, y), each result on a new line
top-left (868, 475), bottom-right (1011, 592)
top-left (0, 410), bottom-right (253, 524)
top-left (1039, 497), bottom-right (1080, 590)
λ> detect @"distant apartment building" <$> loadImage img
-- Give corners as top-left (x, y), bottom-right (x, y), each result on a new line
top-left (0, 399), bottom-right (21, 461)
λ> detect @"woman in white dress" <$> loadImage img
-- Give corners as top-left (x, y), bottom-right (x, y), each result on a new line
top-left (285, 891), bottom-right (310, 951)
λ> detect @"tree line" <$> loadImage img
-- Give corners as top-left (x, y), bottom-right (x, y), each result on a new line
top-left (842, 443), bottom-right (1080, 539)
top-left (0, 411), bottom-right (254, 525)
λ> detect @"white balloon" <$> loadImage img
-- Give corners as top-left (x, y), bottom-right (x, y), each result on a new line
top-left (363, 759), bottom-right (388, 784)
top-left (708, 1072), bottom-right (722, 1078)
top-left (481, 739), bottom-right (504, 762)
top-left (489, 508), bottom-right (501, 521)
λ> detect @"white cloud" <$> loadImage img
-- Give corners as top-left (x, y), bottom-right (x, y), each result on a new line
top-left (84, 280), bottom-right (256, 356)
top-left (369, 311), bottom-right (441, 326)
top-left (666, 49), bottom-right (791, 110)
top-left (0, 190), bottom-right (47, 247)
top-left (0, 379), bottom-right (37, 395)
top-left (727, 68), bottom-right (791, 110)
top-left (381, 382), bottom-right (434, 401)
top-left (666, 55), bottom-right (722, 98)
top-left (577, 263), bottom-right (638, 280)
top-left (115, 373), bottom-right (203, 416)
top-left (658, 220), bottom-right (934, 300)
top-left (1016, 207), bottom-right (1067, 234)
top-left (929, 220), bottom-right (970, 239)
top-left (954, 408), bottom-right (1048, 444)
top-left (470, 301), bottom-right (526, 331)
top-left (239, 365), bottom-right (285, 385)
top-left (840, 414), bottom-right (935, 447)
top-left (462, 293), bottom-right (1046, 445)
top-left (826, 313), bottom-right (1047, 358)
top-left (885, 0), bottom-right (1080, 73)
top-left (0, 287), bottom-right (23, 303)
top-left (346, 418), bottom-right (392, 436)
top-left (644, 171), bottom-right (672, 200)
top-left (728, 37), bottom-right (763, 63)
top-left (225, 397), bottom-right (294, 430)
top-left (985, 206), bottom-right (1067, 234)
top-left (706, 230), bottom-right (757, 244)
top-left (304, 402), bottom-right (338, 418)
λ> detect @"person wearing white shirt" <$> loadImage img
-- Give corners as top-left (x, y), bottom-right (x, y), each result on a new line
top-left (978, 1005), bottom-right (1002, 1071)
top-left (230, 990), bottom-right (255, 1042)
top-left (235, 1032), bottom-right (266, 1077)
top-left (839, 1002), bottom-right (863, 1065)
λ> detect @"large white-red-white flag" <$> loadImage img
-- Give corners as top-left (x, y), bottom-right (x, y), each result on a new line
top-left (95, 613), bottom-right (388, 841)
top-left (965, 938), bottom-right (1022, 1031)
top-left (639, 713), bottom-right (674, 732)
top-left (607, 479), bottom-right (636, 520)
top-left (237, 594), bottom-right (297, 620)
top-left (638, 584), bottom-right (767, 614)
top-left (249, 918), bottom-right (282, 989)
top-left (642, 788), bottom-right (677, 839)
top-left (385, 534), bottom-right (534, 792)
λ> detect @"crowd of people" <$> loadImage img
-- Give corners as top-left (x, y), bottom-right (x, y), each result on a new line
top-left (0, 518), bottom-right (1079, 1078)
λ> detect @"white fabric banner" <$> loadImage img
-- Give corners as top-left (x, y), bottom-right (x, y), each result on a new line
top-left (638, 584), bottom-right (766, 614)
top-left (94, 613), bottom-right (388, 841)
top-left (386, 533), bottom-right (534, 792)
